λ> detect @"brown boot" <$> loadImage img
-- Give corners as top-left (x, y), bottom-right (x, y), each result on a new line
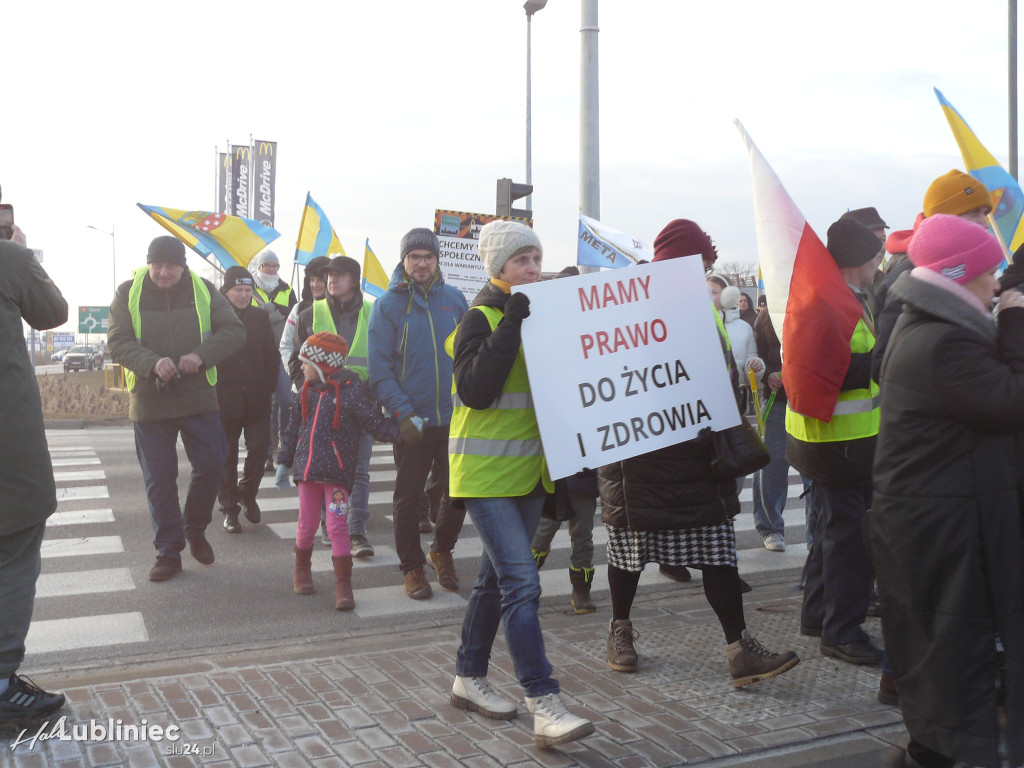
top-left (404, 567), bottom-right (433, 600)
top-left (725, 629), bottom-right (799, 687)
top-left (606, 619), bottom-right (638, 672)
top-left (332, 555), bottom-right (355, 610)
top-left (293, 546), bottom-right (314, 595)
top-left (427, 550), bottom-right (459, 591)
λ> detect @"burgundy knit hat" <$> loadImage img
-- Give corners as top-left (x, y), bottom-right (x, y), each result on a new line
top-left (652, 219), bottom-right (717, 265)
top-left (908, 213), bottom-right (1003, 285)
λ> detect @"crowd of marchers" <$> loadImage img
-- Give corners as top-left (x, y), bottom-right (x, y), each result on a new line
top-left (4, 173), bottom-right (1024, 763)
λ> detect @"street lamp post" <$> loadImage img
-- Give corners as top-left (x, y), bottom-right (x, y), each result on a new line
top-left (87, 224), bottom-right (117, 292)
top-left (524, 0), bottom-right (547, 212)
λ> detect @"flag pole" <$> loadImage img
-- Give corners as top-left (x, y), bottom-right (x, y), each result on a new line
top-left (1011, 0), bottom-right (1019, 180)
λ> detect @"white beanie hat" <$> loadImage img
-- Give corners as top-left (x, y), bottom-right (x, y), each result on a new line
top-left (720, 285), bottom-right (740, 310)
top-left (478, 220), bottom-right (542, 279)
top-left (250, 249), bottom-right (280, 271)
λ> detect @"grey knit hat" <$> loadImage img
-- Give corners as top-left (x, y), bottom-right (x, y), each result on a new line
top-left (146, 236), bottom-right (187, 267)
top-left (478, 220), bottom-right (542, 279)
top-left (400, 228), bottom-right (440, 259)
top-left (250, 249), bottom-right (280, 271)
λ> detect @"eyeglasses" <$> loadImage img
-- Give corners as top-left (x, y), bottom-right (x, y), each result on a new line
top-left (260, 264), bottom-right (280, 272)
top-left (404, 253), bottom-right (437, 264)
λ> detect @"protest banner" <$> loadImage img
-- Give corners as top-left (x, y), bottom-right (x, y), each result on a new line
top-left (434, 209), bottom-right (531, 303)
top-left (516, 256), bottom-right (740, 479)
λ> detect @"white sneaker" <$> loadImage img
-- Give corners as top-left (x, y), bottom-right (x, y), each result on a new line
top-left (764, 533), bottom-right (786, 552)
top-left (524, 692), bottom-right (595, 748)
top-left (450, 676), bottom-right (517, 720)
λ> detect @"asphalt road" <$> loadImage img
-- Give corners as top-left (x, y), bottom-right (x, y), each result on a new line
top-left (31, 425), bottom-right (810, 676)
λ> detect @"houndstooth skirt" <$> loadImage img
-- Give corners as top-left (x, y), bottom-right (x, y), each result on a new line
top-left (606, 520), bottom-right (738, 572)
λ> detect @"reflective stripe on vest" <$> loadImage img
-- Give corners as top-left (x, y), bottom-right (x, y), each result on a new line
top-left (446, 304), bottom-right (552, 498)
top-left (252, 285), bottom-right (292, 309)
top-left (311, 297), bottom-right (372, 381)
top-left (125, 267), bottom-right (216, 391)
top-left (785, 317), bottom-right (880, 442)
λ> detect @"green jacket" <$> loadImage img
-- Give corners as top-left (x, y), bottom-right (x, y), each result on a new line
top-left (0, 240), bottom-right (68, 535)
top-left (108, 268), bottom-right (244, 422)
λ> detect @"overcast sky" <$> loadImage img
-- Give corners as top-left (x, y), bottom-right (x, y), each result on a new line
top-left (4, 0), bottom-right (1017, 331)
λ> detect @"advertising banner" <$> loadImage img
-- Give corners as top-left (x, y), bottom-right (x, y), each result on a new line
top-left (515, 256), bottom-right (740, 479)
top-left (433, 209), bottom-right (532, 303)
top-left (230, 144), bottom-right (251, 217)
top-left (254, 140), bottom-right (277, 226)
top-left (217, 153), bottom-right (230, 215)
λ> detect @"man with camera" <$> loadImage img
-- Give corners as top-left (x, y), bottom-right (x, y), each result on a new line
top-left (0, 206), bottom-right (70, 720)
top-left (108, 236), bottom-right (244, 581)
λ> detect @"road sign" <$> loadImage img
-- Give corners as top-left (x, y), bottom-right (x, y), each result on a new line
top-left (78, 306), bottom-right (109, 334)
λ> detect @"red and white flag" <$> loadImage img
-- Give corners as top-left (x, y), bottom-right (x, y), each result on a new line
top-left (736, 121), bottom-right (864, 422)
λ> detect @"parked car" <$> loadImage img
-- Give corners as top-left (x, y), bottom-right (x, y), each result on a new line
top-left (51, 348), bottom-right (69, 362)
top-left (64, 345), bottom-right (104, 373)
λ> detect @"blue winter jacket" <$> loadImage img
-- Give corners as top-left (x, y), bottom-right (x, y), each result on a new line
top-left (277, 366), bottom-right (401, 489)
top-left (368, 263), bottom-right (468, 427)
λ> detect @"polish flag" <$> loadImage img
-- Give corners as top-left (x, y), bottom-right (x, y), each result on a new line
top-left (736, 122), bottom-right (864, 422)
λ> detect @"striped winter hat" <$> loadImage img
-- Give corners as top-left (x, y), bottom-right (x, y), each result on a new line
top-left (298, 332), bottom-right (349, 382)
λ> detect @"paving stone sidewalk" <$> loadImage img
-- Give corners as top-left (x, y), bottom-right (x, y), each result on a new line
top-left (0, 578), bottom-right (906, 768)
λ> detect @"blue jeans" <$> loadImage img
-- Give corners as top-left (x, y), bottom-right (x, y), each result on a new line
top-left (346, 431), bottom-right (373, 537)
top-left (456, 491), bottom-right (558, 698)
top-left (801, 481), bottom-right (873, 645)
top-left (752, 401), bottom-right (811, 539)
top-left (134, 412), bottom-right (228, 560)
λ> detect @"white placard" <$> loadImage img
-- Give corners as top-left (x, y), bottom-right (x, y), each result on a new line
top-left (515, 257), bottom-right (740, 480)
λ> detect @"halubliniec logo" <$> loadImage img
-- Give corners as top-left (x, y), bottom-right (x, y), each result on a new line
top-left (9, 716), bottom-right (211, 756)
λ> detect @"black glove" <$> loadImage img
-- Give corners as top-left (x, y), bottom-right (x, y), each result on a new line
top-left (504, 292), bottom-right (531, 324)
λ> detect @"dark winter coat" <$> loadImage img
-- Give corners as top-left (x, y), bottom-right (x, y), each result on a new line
top-left (451, 281), bottom-right (525, 409)
top-left (277, 367), bottom-right (401, 489)
top-left (0, 240), bottom-right (68, 536)
top-left (108, 268), bottom-right (245, 422)
top-left (599, 315), bottom-right (742, 532)
top-left (216, 304), bottom-right (280, 421)
top-left (869, 251), bottom-right (913, 383)
top-left (368, 263), bottom-right (467, 426)
top-left (870, 272), bottom-right (1024, 768)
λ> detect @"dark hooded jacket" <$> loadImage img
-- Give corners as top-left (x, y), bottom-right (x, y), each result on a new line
top-left (277, 366), bottom-right (402, 488)
top-left (0, 240), bottom-right (68, 536)
top-left (870, 271), bottom-right (1024, 768)
top-left (216, 304), bottom-right (279, 421)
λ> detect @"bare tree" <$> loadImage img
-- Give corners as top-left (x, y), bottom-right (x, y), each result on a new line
top-left (713, 260), bottom-right (759, 288)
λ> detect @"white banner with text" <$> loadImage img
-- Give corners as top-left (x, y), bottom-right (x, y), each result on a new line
top-left (515, 256), bottom-right (740, 479)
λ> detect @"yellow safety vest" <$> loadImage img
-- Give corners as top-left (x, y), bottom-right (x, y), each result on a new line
top-left (311, 297), bottom-right (372, 381)
top-left (785, 317), bottom-right (880, 441)
top-left (252, 285), bottom-right (292, 309)
top-left (446, 305), bottom-right (553, 498)
top-left (125, 267), bottom-right (216, 390)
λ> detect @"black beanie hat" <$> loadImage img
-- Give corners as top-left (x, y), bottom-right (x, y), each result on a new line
top-left (147, 236), bottom-right (187, 267)
top-left (323, 255), bottom-right (361, 280)
top-left (826, 218), bottom-right (882, 268)
top-left (400, 228), bottom-right (440, 258)
top-left (221, 266), bottom-right (254, 294)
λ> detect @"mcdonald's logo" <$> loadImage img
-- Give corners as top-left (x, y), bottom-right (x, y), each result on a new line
top-left (258, 142), bottom-right (275, 156)
top-left (234, 146), bottom-right (250, 161)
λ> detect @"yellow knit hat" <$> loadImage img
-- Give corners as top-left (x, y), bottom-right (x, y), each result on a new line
top-left (923, 170), bottom-right (992, 218)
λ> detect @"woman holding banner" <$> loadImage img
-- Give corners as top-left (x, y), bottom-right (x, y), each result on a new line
top-left (599, 218), bottom-right (799, 687)
top-left (445, 220), bottom-right (594, 749)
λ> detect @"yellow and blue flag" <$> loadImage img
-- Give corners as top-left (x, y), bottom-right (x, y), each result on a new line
top-left (295, 193), bottom-right (345, 265)
top-left (935, 88), bottom-right (1024, 258)
top-left (137, 204), bottom-right (280, 270)
top-left (362, 240), bottom-right (389, 299)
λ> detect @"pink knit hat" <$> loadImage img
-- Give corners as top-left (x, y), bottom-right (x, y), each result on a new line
top-left (907, 213), bottom-right (1003, 285)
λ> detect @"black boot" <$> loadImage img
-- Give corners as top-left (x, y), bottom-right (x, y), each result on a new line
top-left (569, 566), bottom-right (596, 614)
top-left (532, 548), bottom-right (548, 569)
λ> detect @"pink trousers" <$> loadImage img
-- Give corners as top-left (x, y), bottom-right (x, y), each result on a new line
top-left (296, 481), bottom-right (351, 556)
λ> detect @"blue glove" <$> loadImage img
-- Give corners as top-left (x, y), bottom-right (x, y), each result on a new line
top-left (275, 463), bottom-right (292, 490)
top-left (410, 416), bottom-right (425, 433)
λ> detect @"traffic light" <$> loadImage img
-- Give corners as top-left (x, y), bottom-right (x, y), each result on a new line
top-left (496, 178), bottom-right (533, 219)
